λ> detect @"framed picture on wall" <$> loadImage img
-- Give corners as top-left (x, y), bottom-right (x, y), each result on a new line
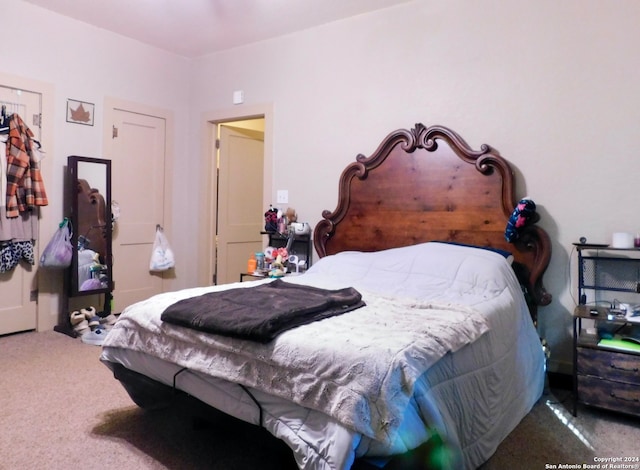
top-left (66, 99), bottom-right (94, 126)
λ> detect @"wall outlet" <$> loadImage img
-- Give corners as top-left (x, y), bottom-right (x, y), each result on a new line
top-left (277, 190), bottom-right (288, 204)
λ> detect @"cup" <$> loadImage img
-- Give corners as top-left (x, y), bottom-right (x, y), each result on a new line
top-left (635, 234), bottom-right (640, 248)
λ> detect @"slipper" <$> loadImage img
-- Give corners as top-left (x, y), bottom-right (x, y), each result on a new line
top-left (69, 311), bottom-right (85, 326)
top-left (81, 328), bottom-right (107, 346)
top-left (73, 319), bottom-right (90, 337)
top-left (88, 315), bottom-right (101, 330)
top-left (99, 314), bottom-right (118, 327)
top-left (81, 306), bottom-right (97, 320)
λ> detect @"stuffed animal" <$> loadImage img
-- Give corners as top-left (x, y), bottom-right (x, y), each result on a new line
top-left (264, 205), bottom-right (278, 232)
top-left (504, 198), bottom-right (537, 242)
top-left (269, 247), bottom-right (289, 277)
top-left (285, 207), bottom-right (297, 224)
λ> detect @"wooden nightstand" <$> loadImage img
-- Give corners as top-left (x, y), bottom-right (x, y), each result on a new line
top-left (572, 305), bottom-right (640, 417)
top-left (572, 243), bottom-right (640, 417)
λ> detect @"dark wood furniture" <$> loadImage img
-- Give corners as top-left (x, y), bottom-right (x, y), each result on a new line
top-left (314, 123), bottom-right (552, 322)
top-left (573, 305), bottom-right (640, 417)
top-left (106, 122), bottom-right (554, 468)
top-left (54, 156), bottom-right (113, 337)
top-left (572, 244), bottom-right (640, 417)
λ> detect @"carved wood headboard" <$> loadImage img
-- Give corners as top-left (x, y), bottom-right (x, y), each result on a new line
top-left (76, 178), bottom-right (107, 263)
top-left (313, 123), bottom-right (551, 320)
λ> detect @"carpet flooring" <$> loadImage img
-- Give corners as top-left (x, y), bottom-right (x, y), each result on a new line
top-left (1, 330), bottom-right (638, 469)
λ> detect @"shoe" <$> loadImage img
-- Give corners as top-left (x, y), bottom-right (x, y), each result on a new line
top-left (88, 315), bottom-right (101, 330)
top-left (81, 328), bottom-right (107, 346)
top-left (73, 319), bottom-right (90, 337)
top-left (99, 314), bottom-right (118, 328)
top-left (69, 310), bottom-right (85, 326)
top-left (81, 306), bottom-right (97, 320)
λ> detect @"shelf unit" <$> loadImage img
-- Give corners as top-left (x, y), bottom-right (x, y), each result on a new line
top-left (576, 244), bottom-right (640, 304)
top-left (572, 244), bottom-right (640, 418)
top-left (261, 231), bottom-right (312, 271)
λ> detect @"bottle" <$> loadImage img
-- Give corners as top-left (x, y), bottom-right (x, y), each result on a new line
top-left (247, 254), bottom-right (257, 273)
top-left (256, 252), bottom-right (265, 271)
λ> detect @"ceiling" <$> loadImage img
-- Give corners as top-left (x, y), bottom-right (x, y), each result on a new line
top-left (23, 0), bottom-right (412, 58)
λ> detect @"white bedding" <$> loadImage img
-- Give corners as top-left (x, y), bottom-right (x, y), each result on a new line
top-left (101, 242), bottom-right (545, 469)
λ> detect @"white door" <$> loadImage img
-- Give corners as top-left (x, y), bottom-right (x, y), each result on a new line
top-left (216, 124), bottom-right (264, 284)
top-left (106, 108), bottom-right (167, 313)
top-left (0, 86), bottom-right (42, 335)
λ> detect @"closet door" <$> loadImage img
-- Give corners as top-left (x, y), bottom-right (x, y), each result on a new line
top-left (106, 106), bottom-right (167, 313)
top-left (0, 86), bottom-right (42, 335)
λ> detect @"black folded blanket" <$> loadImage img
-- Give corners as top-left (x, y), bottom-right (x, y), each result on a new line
top-left (161, 279), bottom-right (365, 343)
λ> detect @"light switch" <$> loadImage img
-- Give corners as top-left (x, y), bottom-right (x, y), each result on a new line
top-left (277, 190), bottom-right (288, 204)
top-left (233, 90), bottom-right (244, 105)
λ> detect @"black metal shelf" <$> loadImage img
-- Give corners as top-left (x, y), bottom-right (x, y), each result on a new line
top-left (576, 245), bottom-right (640, 303)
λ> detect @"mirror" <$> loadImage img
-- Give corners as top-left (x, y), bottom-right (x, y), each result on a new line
top-left (67, 156), bottom-right (112, 298)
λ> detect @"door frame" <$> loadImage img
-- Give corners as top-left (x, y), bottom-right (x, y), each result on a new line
top-left (198, 103), bottom-right (273, 287)
top-left (102, 96), bottom-right (175, 293)
top-left (0, 72), bottom-right (55, 332)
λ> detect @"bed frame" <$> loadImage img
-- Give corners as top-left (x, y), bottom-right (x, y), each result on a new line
top-left (314, 123), bottom-right (551, 321)
top-left (107, 122), bottom-right (552, 469)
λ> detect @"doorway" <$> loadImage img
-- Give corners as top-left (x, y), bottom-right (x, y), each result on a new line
top-left (197, 104), bottom-right (273, 288)
top-left (215, 120), bottom-right (265, 284)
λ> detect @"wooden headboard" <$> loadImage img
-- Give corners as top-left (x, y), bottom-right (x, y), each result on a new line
top-left (313, 123), bottom-right (551, 319)
top-left (77, 178), bottom-right (107, 263)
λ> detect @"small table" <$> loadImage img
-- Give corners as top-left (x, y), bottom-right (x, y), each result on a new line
top-left (239, 272), bottom-right (267, 282)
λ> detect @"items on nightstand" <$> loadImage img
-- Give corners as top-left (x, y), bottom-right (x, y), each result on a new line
top-left (572, 243), bottom-right (640, 418)
top-left (256, 252), bottom-right (265, 271)
top-left (247, 253), bottom-right (257, 273)
top-left (612, 232), bottom-right (635, 249)
top-left (268, 247), bottom-right (288, 278)
top-left (288, 255), bottom-right (306, 274)
top-left (261, 230), bottom-right (311, 271)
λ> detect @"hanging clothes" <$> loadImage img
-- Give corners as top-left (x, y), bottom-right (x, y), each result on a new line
top-left (5, 113), bottom-right (48, 218)
top-left (0, 135), bottom-right (38, 241)
top-left (0, 117), bottom-right (40, 272)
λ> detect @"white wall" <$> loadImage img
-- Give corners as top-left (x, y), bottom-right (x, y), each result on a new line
top-left (4, 0), bottom-right (640, 371)
top-left (189, 0), bottom-right (640, 372)
top-left (1, 0), bottom-right (192, 328)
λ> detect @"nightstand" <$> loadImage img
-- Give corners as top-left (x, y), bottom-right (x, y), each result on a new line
top-left (573, 305), bottom-right (640, 417)
top-left (572, 243), bottom-right (640, 417)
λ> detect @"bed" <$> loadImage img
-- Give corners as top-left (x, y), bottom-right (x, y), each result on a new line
top-left (100, 123), bottom-right (552, 469)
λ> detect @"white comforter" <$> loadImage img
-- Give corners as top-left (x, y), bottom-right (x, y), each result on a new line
top-left (101, 242), bottom-right (545, 469)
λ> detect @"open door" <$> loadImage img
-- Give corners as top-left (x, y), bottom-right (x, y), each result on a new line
top-left (216, 123), bottom-right (264, 284)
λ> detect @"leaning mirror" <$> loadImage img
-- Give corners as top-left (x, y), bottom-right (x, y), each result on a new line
top-left (67, 156), bottom-right (112, 297)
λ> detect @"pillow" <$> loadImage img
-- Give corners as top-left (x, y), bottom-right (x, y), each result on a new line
top-left (432, 241), bottom-right (514, 264)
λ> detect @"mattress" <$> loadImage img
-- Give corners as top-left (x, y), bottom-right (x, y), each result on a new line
top-left (101, 242), bottom-right (545, 469)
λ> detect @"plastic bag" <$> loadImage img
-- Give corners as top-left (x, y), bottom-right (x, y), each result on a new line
top-left (149, 225), bottom-right (175, 271)
top-left (40, 218), bottom-right (73, 268)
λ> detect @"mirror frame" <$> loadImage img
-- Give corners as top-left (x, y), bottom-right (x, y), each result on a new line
top-left (67, 155), bottom-right (113, 297)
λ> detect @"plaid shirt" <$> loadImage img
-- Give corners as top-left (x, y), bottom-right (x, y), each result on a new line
top-left (5, 114), bottom-right (48, 217)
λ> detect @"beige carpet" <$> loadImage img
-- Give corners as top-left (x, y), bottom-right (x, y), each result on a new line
top-left (1, 330), bottom-right (638, 470)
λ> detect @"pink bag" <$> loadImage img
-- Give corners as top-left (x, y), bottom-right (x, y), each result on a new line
top-left (40, 218), bottom-right (73, 268)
